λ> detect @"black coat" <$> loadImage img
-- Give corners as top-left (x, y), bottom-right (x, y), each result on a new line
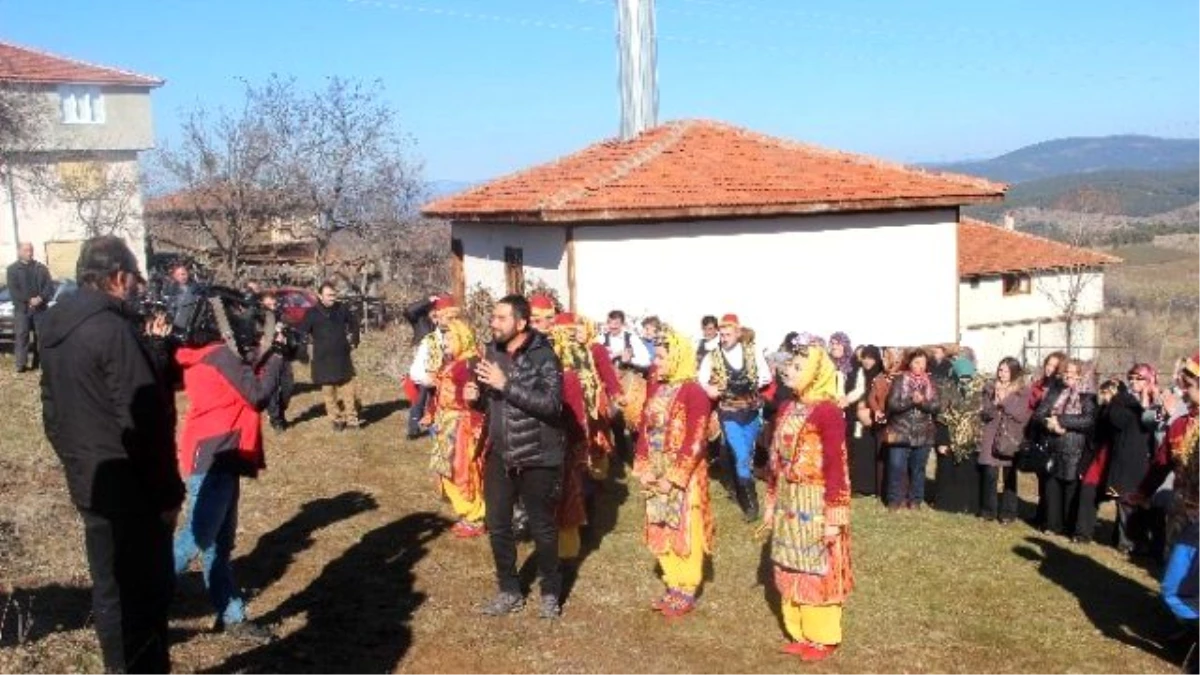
top-left (1100, 389), bottom-right (1155, 495)
top-left (38, 288), bottom-right (184, 516)
top-left (6, 259), bottom-right (54, 312)
top-left (483, 330), bottom-right (566, 469)
top-left (299, 302), bottom-right (359, 386)
top-left (885, 372), bottom-right (941, 448)
top-left (1033, 382), bottom-right (1097, 481)
top-left (402, 297), bottom-right (436, 345)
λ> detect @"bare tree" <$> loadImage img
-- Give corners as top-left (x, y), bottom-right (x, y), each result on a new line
top-left (1035, 215), bottom-right (1102, 357)
top-left (154, 86), bottom-right (289, 281)
top-left (47, 156), bottom-right (141, 238)
top-left (261, 75), bottom-right (425, 275)
top-left (0, 82), bottom-right (50, 253)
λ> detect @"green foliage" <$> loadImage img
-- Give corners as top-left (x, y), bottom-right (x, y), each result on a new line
top-left (969, 166), bottom-right (1200, 221)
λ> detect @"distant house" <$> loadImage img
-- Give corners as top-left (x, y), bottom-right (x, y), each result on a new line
top-left (957, 216), bottom-right (1121, 370)
top-left (0, 41), bottom-right (162, 277)
top-left (424, 119), bottom-right (1005, 349)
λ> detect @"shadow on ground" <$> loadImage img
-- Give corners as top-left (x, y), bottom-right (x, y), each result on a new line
top-left (1014, 536), bottom-right (1183, 665)
top-left (205, 511), bottom-right (450, 674)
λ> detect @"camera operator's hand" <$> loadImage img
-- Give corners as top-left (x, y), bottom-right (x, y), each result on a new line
top-left (147, 313), bottom-right (171, 338)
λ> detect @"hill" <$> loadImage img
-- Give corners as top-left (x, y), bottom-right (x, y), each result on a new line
top-left (936, 134), bottom-right (1198, 183)
top-left (968, 166), bottom-right (1200, 222)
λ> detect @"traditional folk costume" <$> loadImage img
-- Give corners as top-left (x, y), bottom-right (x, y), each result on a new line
top-left (635, 330), bottom-right (714, 617)
top-left (698, 313), bottom-right (772, 521)
top-left (410, 295), bottom-right (458, 431)
top-left (1140, 352), bottom-right (1200, 545)
top-left (530, 294), bottom-right (557, 334)
top-left (427, 319), bottom-right (487, 538)
top-left (577, 316), bottom-right (624, 482)
top-left (764, 345), bottom-right (853, 662)
top-left (548, 312), bottom-right (602, 561)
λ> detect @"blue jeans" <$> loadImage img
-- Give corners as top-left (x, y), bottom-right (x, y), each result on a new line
top-left (887, 445), bottom-right (931, 507)
top-left (721, 415), bottom-right (762, 481)
top-left (174, 472), bottom-right (246, 625)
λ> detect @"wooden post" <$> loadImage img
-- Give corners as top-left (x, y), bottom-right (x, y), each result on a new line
top-left (566, 226), bottom-right (577, 312)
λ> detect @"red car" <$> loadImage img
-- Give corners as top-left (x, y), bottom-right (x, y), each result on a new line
top-left (269, 287), bottom-right (319, 327)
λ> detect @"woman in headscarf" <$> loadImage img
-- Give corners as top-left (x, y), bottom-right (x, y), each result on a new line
top-left (763, 343), bottom-right (853, 662)
top-left (549, 312), bottom-right (601, 563)
top-left (848, 345), bottom-right (883, 495)
top-left (1032, 358), bottom-right (1097, 536)
top-left (573, 314), bottom-right (623, 483)
top-left (634, 327), bottom-right (713, 618)
top-left (428, 318), bottom-right (487, 538)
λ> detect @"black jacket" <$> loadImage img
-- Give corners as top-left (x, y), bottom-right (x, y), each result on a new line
top-left (6, 259), bottom-right (54, 312)
top-left (402, 297), bottom-right (436, 345)
top-left (39, 288), bottom-right (184, 516)
top-left (1099, 388), bottom-right (1154, 495)
top-left (886, 372), bottom-right (941, 448)
top-left (299, 302), bottom-right (359, 386)
top-left (483, 330), bottom-right (565, 469)
top-left (1033, 382), bottom-right (1097, 481)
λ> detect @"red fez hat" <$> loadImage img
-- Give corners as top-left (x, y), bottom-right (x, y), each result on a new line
top-left (530, 294), bottom-right (556, 318)
top-left (432, 294), bottom-right (457, 312)
top-left (553, 312), bottom-right (577, 327)
top-left (719, 313), bottom-right (740, 327)
top-left (1186, 351), bottom-right (1200, 379)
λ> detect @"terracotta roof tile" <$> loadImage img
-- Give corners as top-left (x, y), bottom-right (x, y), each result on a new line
top-left (423, 119), bottom-right (1006, 222)
top-left (958, 217), bottom-right (1121, 276)
top-left (0, 41), bottom-right (162, 87)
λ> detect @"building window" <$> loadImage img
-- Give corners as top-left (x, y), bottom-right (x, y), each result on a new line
top-left (504, 246), bottom-right (524, 295)
top-left (1002, 272), bottom-right (1031, 296)
top-left (450, 238), bottom-right (465, 302)
top-left (59, 85), bottom-right (105, 124)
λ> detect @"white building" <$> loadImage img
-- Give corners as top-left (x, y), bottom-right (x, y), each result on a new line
top-left (0, 41), bottom-right (162, 277)
top-left (957, 217), bottom-right (1120, 371)
top-left (424, 120), bottom-right (1005, 349)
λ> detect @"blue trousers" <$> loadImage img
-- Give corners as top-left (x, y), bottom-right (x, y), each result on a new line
top-left (174, 471), bottom-right (246, 625)
top-left (721, 415), bottom-right (762, 481)
top-left (887, 445), bottom-right (931, 507)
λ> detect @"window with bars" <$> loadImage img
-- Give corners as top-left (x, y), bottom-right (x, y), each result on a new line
top-left (504, 246), bottom-right (524, 295)
top-left (1002, 273), bottom-right (1032, 296)
top-left (59, 85), bottom-right (106, 124)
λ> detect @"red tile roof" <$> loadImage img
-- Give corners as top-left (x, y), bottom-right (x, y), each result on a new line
top-left (423, 119), bottom-right (1005, 223)
top-left (0, 41), bottom-right (162, 87)
top-left (958, 217), bottom-right (1121, 277)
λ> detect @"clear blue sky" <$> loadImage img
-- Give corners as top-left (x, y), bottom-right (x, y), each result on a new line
top-left (5, 0), bottom-right (1198, 181)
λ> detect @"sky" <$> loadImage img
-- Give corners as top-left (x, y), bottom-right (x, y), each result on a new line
top-left (5, 0), bottom-right (1198, 182)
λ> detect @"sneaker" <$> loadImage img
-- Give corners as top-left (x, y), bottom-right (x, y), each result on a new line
top-left (218, 620), bottom-right (276, 644)
top-left (537, 594), bottom-right (561, 620)
top-left (480, 591), bottom-right (525, 617)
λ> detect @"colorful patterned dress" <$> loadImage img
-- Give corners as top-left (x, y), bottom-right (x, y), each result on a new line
top-left (429, 359), bottom-right (486, 531)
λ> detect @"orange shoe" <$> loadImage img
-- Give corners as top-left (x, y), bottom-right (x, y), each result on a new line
top-left (451, 521), bottom-right (486, 538)
top-left (660, 591), bottom-right (696, 618)
top-left (797, 642), bottom-right (838, 662)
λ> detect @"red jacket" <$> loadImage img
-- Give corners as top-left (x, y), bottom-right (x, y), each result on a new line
top-left (176, 344), bottom-right (283, 478)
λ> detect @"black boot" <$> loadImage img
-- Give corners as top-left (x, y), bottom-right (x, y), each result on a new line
top-left (740, 479), bottom-right (760, 523)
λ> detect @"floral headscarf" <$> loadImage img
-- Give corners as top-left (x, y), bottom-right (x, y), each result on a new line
top-left (790, 344), bottom-right (840, 403)
top-left (442, 319), bottom-right (479, 362)
top-left (828, 331), bottom-right (854, 376)
top-left (656, 328), bottom-right (697, 385)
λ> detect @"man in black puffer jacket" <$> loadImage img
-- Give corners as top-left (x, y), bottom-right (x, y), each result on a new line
top-left (466, 294), bottom-right (566, 620)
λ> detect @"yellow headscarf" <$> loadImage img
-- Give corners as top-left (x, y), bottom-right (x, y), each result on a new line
top-left (442, 318), bottom-right (479, 362)
top-left (658, 328), bottom-right (697, 385)
top-left (576, 315), bottom-right (599, 345)
top-left (791, 344), bottom-right (840, 403)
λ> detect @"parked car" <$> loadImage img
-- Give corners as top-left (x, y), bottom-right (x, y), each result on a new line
top-left (270, 287), bottom-right (320, 328)
top-left (0, 278), bottom-right (78, 345)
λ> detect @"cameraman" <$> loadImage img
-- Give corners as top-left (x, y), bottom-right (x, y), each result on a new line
top-left (259, 291), bottom-right (297, 432)
top-left (40, 236), bottom-right (184, 673)
top-left (173, 291), bottom-right (284, 641)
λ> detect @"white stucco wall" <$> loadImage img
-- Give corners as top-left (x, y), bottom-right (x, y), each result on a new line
top-left (0, 154), bottom-right (148, 275)
top-left (958, 271), bottom-right (1105, 328)
top-left (568, 209), bottom-right (959, 349)
top-left (958, 271), bottom-right (1106, 370)
top-left (452, 221), bottom-right (568, 297)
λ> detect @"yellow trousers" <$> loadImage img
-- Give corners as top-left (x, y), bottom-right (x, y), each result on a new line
top-left (656, 492), bottom-right (706, 594)
top-left (559, 526), bottom-right (581, 560)
top-left (782, 601), bottom-right (842, 646)
top-left (442, 478), bottom-right (485, 524)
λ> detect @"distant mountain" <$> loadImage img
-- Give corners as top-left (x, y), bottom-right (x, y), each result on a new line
top-left (969, 166), bottom-right (1200, 221)
top-left (934, 135), bottom-right (1199, 183)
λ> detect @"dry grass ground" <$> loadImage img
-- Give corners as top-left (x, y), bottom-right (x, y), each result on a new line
top-left (0, 336), bottom-right (1188, 674)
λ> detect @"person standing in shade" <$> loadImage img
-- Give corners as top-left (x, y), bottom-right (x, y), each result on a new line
top-left (40, 236), bottom-right (183, 673)
top-left (467, 294), bottom-right (567, 619)
top-left (6, 242), bottom-right (54, 373)
top-left (298, 283), bottom-right (361, 431)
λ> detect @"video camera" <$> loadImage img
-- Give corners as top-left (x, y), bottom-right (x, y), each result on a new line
top-left (138, 283), bottom-right (295, 365)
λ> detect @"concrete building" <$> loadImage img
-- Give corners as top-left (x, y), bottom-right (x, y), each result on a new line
top-left (0, 41), bottom-right (162, 277)
top-left (424, 119), bottom-right (1006, 349)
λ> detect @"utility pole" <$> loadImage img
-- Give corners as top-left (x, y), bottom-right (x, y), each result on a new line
top-left (617, 0), bottom-right (658, 140)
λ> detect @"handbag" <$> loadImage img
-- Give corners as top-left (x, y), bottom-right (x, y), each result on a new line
top-left (992, 417), bottom-right (1022, 460)
top-left (1016, 438), bottom-right (1054, 474)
